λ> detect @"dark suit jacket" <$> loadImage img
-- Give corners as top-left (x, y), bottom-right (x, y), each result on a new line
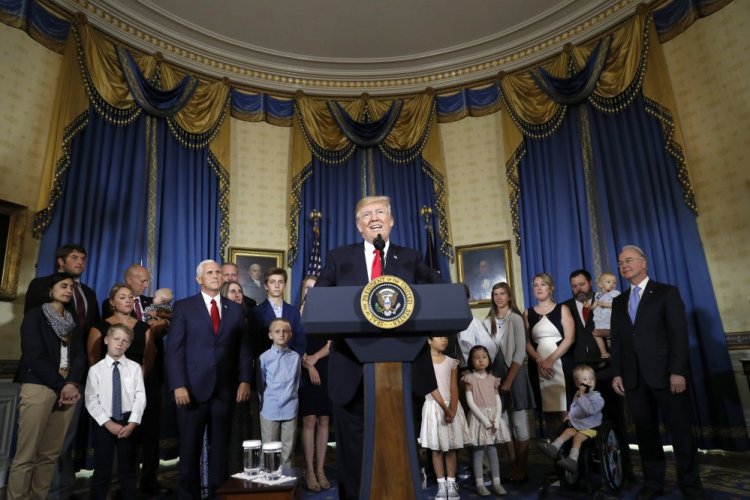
top-left (15, 307), bottom-right (86, 392)
top-left (102, 294), bottom-right (153, 320)
top-left (316, 242), bottom-right (442, 405)
top-left (610, 279), bottom-right (690, 390)
top-left (564, 297), bottom-right (612, 378)
top-left (25, 276), bottom-right (100, 331)
top-left (248, 300), bottom-right (305, 357)
top-left (165, 293), bottom-right (252, 402)
top-left (242, 295), bottom-right (257, 315)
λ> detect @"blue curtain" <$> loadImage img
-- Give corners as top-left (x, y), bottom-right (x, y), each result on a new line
top-left (516, 92), bottom-right (747, 449)
top-left (517, 109), bottom-right (596, 304)
top-left (37, 50), bottom-right (222, 303)
top-left (587, 96), bottom-right (745, 449)
top-left (153, 125), bottom-right (221, 298)
top-left (37, 110), bottom-right (149, 297)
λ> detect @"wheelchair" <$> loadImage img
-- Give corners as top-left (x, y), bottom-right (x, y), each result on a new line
top-left (538, 420), bottom-right (627, 498)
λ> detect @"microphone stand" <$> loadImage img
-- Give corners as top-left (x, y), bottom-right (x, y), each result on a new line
top-left (374, 233), bottom-right (386, 274)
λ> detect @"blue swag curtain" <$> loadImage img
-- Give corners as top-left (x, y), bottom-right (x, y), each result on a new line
top-left (37, 110), bottom-right (150, 296)
top-left (290, 100), bottom-right (451, 302)
top-left (510, 39), bottom-right (746, 449)
top-left (37, 46), bottom-right (224, 304)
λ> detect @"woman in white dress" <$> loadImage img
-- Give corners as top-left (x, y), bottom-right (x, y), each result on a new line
top-left (524, 273), bottom-right (575, 435)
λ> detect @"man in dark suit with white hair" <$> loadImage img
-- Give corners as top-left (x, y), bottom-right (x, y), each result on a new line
top-left (166, 259), bottom-right (252, 499)
top-left (611, 245), bottom-right (703, 500)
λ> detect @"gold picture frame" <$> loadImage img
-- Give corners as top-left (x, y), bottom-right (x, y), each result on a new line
top-left (0, 200), bottom-right (29, 301)
top-left (227, 247), bottom-right (286, 303)
top-left (456, 240), bottom-right (513, 308)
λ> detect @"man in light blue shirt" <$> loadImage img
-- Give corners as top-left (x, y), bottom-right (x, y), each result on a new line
top-left (259, 318), bottom-right (301, 469)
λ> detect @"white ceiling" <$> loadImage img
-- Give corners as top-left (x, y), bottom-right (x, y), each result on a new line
top-left (59, 0), bottom-right (645, 94)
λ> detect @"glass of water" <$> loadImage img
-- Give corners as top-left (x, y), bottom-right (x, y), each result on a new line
top-left (261, 441), bottom-right (283, 480)
top-left (242, 440), bottom-right (262, 476)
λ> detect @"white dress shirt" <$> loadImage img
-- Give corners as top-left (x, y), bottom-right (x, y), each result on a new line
top-left (85, 354), bottom-right (146, 426)
top-left (631, 276), bottom-right (650, 295)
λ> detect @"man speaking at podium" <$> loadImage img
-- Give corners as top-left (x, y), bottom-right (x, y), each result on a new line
top-left (316, 195), bottom-right (442, 499)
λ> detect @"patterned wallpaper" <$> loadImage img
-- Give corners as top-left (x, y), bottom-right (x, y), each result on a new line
top-left (228, 119), bottom-right (291, 257)
top-left (661, 1), bottom-right (750, 334)
top-left (0, 25), bottom-right (61, 357)
top-left (440, 113), bottom-right (526, 316)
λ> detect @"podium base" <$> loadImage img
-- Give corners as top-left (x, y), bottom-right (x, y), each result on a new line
top-left (361, 362), bottom-right (420, 500)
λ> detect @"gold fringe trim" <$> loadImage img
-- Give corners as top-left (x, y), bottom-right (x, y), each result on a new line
top-left (33, 111), bottom-right (89, 237)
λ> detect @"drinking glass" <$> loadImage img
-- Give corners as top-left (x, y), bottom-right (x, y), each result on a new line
top-left (242, 440), bottom-right (262, 476)
top-left (261, 441), bottom-right (283, 480)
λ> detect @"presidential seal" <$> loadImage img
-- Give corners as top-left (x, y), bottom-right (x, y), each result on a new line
top-left (360, 275), bottom-right (415, 329)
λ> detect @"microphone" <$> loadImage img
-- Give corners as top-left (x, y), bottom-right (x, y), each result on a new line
top-left (374, 233), bottom-right (386, 272)
top-left (373, 233), bottom-right (385, 252)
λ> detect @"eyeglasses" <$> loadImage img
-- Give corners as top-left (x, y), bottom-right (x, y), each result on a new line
top-left (617, 257), bottom-right (644, 267)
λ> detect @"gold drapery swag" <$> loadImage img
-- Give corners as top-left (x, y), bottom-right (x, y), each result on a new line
top-left (288, 93), bottom-right (452, 265)
top-left (496, 12), bottom-right (696, 253)
top-left (34, 17), bottom-right (231, 248)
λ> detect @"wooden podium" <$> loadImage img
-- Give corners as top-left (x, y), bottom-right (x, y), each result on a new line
top-left (302, 283), bottom-right (471, 500)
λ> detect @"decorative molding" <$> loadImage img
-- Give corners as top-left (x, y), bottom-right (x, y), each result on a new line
top-left (55, 0), bottom-right (642, 95)
top-left (727, 331), bottom-right (750, 351)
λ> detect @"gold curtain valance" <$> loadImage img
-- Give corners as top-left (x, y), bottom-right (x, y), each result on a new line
top-left (294, 93), bottom-right (435, 152)
top-left (76, 22), bottom-right (229, 137)
top-left (500, 14), bottom-right (649, 128)
top-left (36, 17), bottom-right (232, 232)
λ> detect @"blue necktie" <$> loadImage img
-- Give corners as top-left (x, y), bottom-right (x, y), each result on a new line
top-left (628, 285), bottom-right (641, 324)
top-left (112, 361), bottom-right (122, 421)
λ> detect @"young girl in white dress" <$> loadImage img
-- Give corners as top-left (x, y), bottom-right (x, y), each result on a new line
top-left (462, 345), bottom-right (511, 496)
top-left (420, 336), bottom-right (470, 499)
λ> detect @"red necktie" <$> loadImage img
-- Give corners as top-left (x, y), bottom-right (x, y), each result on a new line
top-left (210, 298), bottom-right (220, 334)
top-left (371, 249), bottom-right (382, 280)
top-left (72, 283), bottom-right (86, 327)
top-left (582, 304), bottom-right (590, 323)
top-left (133, 297), bottom-right (143, 321)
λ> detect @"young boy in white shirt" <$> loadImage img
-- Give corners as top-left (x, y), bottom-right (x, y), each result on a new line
top-left (85, 324), bottom-right (146, 499)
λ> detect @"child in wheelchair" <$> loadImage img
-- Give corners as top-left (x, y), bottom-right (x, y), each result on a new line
top-left (538, 364), bottom-right (604, 472)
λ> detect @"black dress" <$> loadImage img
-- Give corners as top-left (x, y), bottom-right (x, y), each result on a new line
top-left (299, 336), bottom-right (332, 417)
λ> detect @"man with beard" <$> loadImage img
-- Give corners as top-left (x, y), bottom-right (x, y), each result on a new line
top-left (564, 269), bottom-right (628, 440)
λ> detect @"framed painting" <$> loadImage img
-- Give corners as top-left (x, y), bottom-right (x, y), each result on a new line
top-left (0, 200), bottom-right (28, 301)
top-left (227, 247), bottom-right (285, 304)
top-left (456, 240), bottom-right (513, 308)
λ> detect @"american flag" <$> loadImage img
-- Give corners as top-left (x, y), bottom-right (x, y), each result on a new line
top-left (305, 216), bottom-right (322, 277)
